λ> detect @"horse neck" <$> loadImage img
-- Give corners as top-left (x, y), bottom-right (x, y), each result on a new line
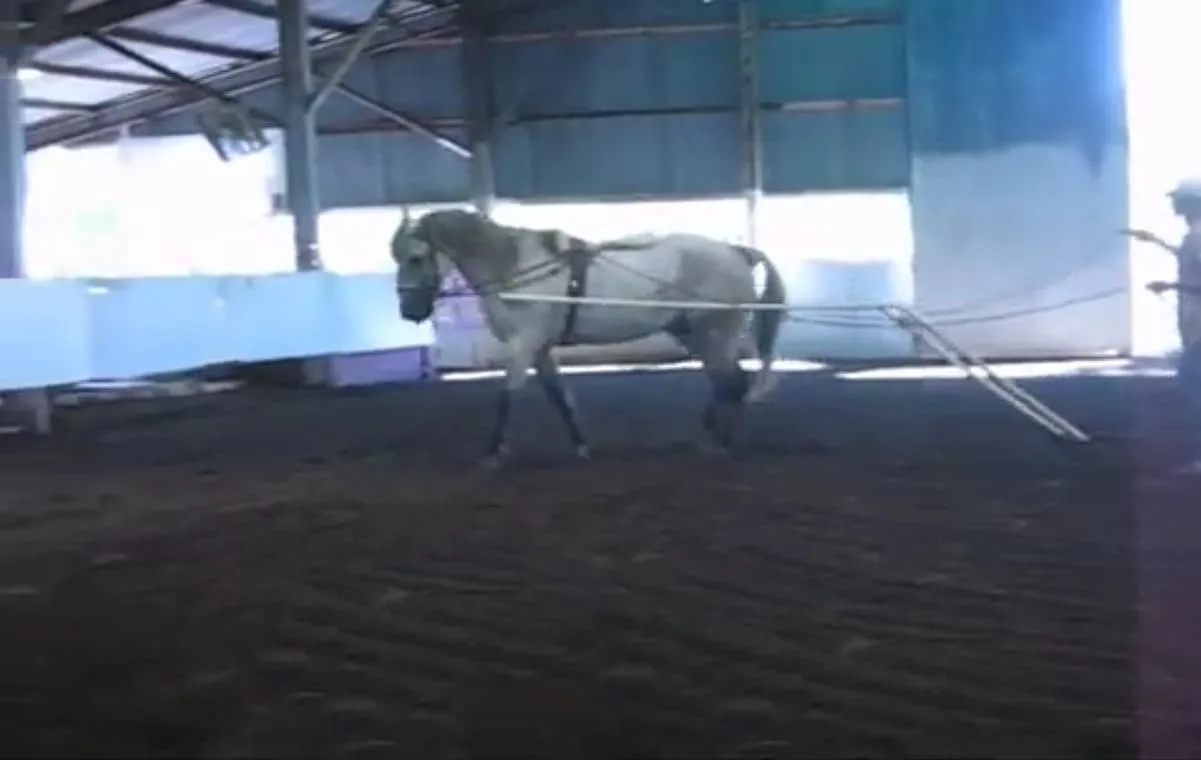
top-left (456, 227), bottom-right (550, 294)
top-left (442, 248), bottom-right (506, 295)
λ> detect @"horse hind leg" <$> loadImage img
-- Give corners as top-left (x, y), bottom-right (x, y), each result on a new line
top-left (668, 314), bottom-right (749, 450)
top-left (665, 315), bottom-right (716, 446)
top-left (701, 356), bottom-right (750, 450)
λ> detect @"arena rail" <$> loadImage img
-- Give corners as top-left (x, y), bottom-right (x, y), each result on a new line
top-left (498, 292), bottom-right (1091, 443)
top-left (0, 272), bottom-right (435, 431)
top-left (0, 273), bottom-right (1091, 443)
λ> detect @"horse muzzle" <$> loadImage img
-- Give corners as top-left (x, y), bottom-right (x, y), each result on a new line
top-left (399, 292), bottom-right (435, 323)
top-left (399, 303), bottom-right (432, 323)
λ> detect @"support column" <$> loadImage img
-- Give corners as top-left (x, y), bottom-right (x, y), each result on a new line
top-left (459, 6), bottom-right (496, 217)
top-left (0, 18), bottom-right (51, 434)
top-left (277, 0), bottom-right (321, 270)
top-left (737, 0), bottom-right (763, 247)
top-left (255, 0), bottom-right (330, 387)
top-left (0, 41), bottom-right (24, 278)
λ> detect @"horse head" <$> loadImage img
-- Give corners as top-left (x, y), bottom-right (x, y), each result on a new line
top-left (392, 206), bottom-right (448, 324)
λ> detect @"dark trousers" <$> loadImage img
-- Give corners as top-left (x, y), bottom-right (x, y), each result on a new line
top-left (1179, 341), bottom-right (1201, 453)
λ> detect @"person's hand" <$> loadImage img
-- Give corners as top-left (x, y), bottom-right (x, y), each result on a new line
top-left (1147, 280), bottom-right (1174, 294)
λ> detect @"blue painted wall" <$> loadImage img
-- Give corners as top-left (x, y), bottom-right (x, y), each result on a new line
top-left (492, 0), bottom-right (906, 199)
top-left (759, 0), bottom-right (907, 192)
top-left (906, 0), bottom-right (1131, 356)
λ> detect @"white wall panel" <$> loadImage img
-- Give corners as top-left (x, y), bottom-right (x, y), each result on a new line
top-left (910, 147), bottom-right (1131, 358)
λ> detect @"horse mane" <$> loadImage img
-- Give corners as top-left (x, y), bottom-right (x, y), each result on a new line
top-left (416, 209), bottom-right (521, 272)
top-left (414, 210), bottom-right (598, 279)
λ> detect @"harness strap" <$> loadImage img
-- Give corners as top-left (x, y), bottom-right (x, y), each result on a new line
top-left (537, 231), bottom-right (594, 346)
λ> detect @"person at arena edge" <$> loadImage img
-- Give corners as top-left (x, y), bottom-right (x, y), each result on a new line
top-left (1125, 178), bottom-right (1201, 473)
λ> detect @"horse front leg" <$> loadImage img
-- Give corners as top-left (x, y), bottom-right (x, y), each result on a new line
top-left (482, 333), bottom-right (540, 468)
top-left (483, 385), bottom-right (513, 467)
top-left (533, 349), bottom-right (590, 459)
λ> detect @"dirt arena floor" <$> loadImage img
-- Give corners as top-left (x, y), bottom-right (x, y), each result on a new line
top-left (1, 362), bottom-right (1195, 758)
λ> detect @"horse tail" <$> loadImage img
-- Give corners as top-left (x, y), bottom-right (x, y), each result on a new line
top-left (735, 245), bottom-right (787, 403)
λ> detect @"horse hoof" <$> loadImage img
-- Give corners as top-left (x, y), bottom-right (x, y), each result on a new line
top-left (480, 451), bottom-right (508, 470)
top-left (696, 439), bottom-right (731, 457)
top-left (574, 444), bottom-right (591, 461)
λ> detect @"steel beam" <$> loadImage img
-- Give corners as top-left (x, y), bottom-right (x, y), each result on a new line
top-left (25, 61), bottom-right (172, 87)
top-left (278, 0), bottom-right (321, 271)
top-left (324, 79), bottom-right (470, 158)
top-left (87, 32), bottom-right (282, 126)
top-left (307, 0), bottom-right (391, 115)
top-left (18, 0), bottom-right (72, 62)
top-left (22, 96), bottom-right (95, 112)
top-left (737, 0), bottom-right (762, 247)
top-left (104, 26), bottom-right (267, 61)
top-left (316, 99), bottom-right (903, 135)
top-left (459, 4), bottom-right (495, 215)
top-left (488, 14), bottom-right (897, 44)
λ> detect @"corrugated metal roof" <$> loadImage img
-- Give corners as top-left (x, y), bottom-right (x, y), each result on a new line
top-left (120, 3), bottom-right (285, 52)
top-left (21, 0), bottom-right (444, 130)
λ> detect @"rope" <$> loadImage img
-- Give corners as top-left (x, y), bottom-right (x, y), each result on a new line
top-left (788, 287), bottom-right (1128, 330)
top-left (417, 223), bottom-right (1138, 331)
top-left (596, 245), bottom-right (1130, 330)
top-left (913, 241), bottom-right (1122, 318)
top-left (416, 220), bottom-right (1191, 447)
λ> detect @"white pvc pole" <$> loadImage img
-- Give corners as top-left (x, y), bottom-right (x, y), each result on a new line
top-left (496, 291), bottom-right (1090, 443)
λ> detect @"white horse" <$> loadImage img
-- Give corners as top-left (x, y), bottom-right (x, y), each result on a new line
top-left (391, 207), bottom-right (787, 464)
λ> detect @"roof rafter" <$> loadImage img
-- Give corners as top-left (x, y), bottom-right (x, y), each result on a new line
top-left (103, 26), bottom-right (268, 61)
top-left (22, 97), bottom-right (97, 113)
top-left (23, 0), bottom-right (555, 150)
top-left (25, 61), bottom-right (173, 88)
top-left (26, 2), bottom-right (462, 149)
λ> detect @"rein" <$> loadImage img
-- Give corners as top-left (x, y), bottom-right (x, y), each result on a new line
top-left (434, 258), bottom-right (561, 299)
top-left (402, 220), bottom-right (660, 305)
top-left (429, 243), bottom-right (577, 300)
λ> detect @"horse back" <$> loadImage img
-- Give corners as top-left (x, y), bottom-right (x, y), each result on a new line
top-left (587, 235), bottom-right (655, 254)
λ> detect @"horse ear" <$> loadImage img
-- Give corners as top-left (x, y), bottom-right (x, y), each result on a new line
top-left (390, 206), bottom-right (412, 262)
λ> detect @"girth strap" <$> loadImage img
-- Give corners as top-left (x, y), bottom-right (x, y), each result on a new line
top-left (538, 231), bottom-right (594, 346)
